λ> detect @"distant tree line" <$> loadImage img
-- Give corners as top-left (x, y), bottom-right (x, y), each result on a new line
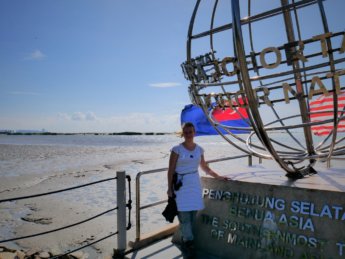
top-left (0, 131), bottom-right (169, 136)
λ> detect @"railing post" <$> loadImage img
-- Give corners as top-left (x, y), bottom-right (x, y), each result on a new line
top-left (135, 173), bottom-right (141, 241)
top-left (115, 170), bottom-right (127, 257)
top-left (248, 155), bottom-right (252, 166)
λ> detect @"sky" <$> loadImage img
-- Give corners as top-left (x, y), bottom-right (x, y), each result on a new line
top-left (0, 0), bottom-right (344, 133)
top-left (0, 1), bottom-right (196, 133)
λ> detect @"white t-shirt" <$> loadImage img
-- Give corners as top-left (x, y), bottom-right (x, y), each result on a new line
top-left (172, 143), bottom-right (204, 175)
top-left (171, 143), bottom-right (204, 211)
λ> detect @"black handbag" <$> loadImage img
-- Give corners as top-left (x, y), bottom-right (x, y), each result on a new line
top-left (173, 172), bottom-right (183, 191)
top-left (162, 197), bottom-right (178, 223)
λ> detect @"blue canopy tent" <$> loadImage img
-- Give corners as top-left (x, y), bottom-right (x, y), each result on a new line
top-left (180, 104), bottom-right (250, 136)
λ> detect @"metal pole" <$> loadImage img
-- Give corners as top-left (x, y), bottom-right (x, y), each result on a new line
top-left (116, 171), bottom-right (127, 255)
top-left (248, 155), bottom-right (252, 166)
top-left (135, 173), bottom-right (141, 241)
top-left (280, 0), bottom-right (315, 162)
top-left (231, 0), bottom-right (296, 175)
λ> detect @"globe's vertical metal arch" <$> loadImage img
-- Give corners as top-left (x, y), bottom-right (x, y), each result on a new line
top-left (316, 0), bottom-right (339, 164)
top-left (186, 0), bottom-right (253, 155)
top-left (231, 0), bottom-right (298, 175)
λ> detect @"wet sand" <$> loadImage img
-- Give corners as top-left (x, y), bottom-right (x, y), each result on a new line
top-left (0, 142), bottom-right (172, 257)
top-left (0, 138), bottom-right (235, 258)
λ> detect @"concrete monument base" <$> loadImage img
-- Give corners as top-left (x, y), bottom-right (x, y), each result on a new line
top-left (193, 164), bottom-right (345, 258)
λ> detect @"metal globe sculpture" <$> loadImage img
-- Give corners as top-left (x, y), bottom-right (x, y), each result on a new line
top-left (181, 0), bottom-right (345, 178)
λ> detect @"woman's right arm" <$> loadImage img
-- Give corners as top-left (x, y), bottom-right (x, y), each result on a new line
top-left (167, 151), bottom-right (178, 197)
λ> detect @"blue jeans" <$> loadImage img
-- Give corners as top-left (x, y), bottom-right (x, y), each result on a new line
top-left (178, 211), bottom-right (197, 242)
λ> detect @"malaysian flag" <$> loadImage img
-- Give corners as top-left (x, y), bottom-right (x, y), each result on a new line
top-left (309, 92), bottom-right (345, 136)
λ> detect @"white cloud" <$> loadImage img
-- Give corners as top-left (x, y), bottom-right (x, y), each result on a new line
top-left (85, 112), bottom-right (97, 121)
top-left (59, 112), bottom-right (98, 121)
top-left (8, 91), bottom-right (42, 96)
top-left (57, 113), bottom-right (70, 120)
top-left (71, 112), bottom-right (86, 121)
top-left (102, 112), bottom-right (180, 132)
top-left (0, 112), bottom-right (180, 133)
top-left (25, 50), bottom-right (46, 60)
top-left (149, 82), bottom-right (182, 88)
top-left (54, 112), bottom-right (180, 132)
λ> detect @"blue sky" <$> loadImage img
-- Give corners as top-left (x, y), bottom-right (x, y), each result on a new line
top-left (0, 1), bottom-right (195, 133)
top-left (0, 0), bottom-right (344, 133)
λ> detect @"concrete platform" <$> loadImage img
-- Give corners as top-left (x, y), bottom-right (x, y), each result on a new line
top-left (212, 157), bottom-right (345, 193)
top-left (126, 235), bottom-right (219, 259)
top-left (127, 160), bottom-right (345, 258)
top-left (126, 236), bottom-right (182, 259)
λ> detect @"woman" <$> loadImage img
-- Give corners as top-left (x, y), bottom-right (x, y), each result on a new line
top-left (167, 122), bottom-right (229, 253)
